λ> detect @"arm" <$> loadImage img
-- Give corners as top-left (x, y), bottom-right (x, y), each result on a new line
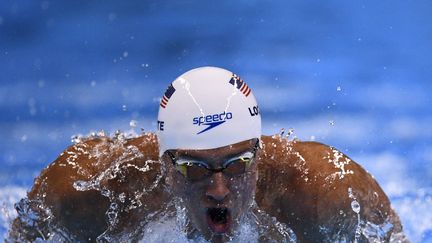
top-left (256, 135), bottom-right (407, 242)
top-left (9, 133), bottom-right (169, 242)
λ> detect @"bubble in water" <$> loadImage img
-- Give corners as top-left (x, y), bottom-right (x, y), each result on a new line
top-left (123, 51), bottom-right (128, 58)
top-left (122, 105), bottom-right (127, 111)
top-left (337, 86), bottom-right (342, 92)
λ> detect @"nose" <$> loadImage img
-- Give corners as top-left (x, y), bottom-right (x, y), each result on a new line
top-left (205, 172), bottom-right (230, 202)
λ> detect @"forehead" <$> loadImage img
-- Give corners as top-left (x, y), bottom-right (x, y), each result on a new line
top-left (174, 139), bottom-right (257, 160)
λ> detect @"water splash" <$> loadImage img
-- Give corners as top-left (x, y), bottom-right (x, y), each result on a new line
top-left (141, 199), bottom-right (296, 242)
top-left (348, 187), bottom-right (362, 242)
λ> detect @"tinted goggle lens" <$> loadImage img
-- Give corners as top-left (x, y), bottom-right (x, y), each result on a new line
top-left (174, 155), bottom-right (253, 181)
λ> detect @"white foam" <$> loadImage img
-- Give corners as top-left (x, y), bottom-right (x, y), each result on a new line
top-left (391, 189), bottom-right (432, 242)
top-left (0, 186), bottom-right (27, 241)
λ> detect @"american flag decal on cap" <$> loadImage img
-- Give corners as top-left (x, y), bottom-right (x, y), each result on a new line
top-left (160, 83), bottom-right (176, 108)
top-left (228, 73), bottom-right (251, 97)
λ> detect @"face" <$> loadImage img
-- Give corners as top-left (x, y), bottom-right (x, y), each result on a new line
top-left (163, 139), bottom-right (260, 241)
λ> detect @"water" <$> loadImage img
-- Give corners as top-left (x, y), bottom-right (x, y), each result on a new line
top-left (1, 0), bottom-right (432, 241)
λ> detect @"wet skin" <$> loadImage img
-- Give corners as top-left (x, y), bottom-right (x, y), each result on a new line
top-left (164, 139), bottom-right (259, 241)
top-left (9, 134), bottom-right (407, 242)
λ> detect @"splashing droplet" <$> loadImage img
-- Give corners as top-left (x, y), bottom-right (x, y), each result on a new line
top-left (279, 128), bottom-right (285, 137)
top-left (336, 86), bottom-right (342, 92)
top-left (130, 120), bottom-right (137, 128)
top-left (71, 135), bottom-right (82, 144)
top-left (351, 200), bottom-right (361, 214)
top-left (97, 130), bottom-right (106, 137)
top-left (286, 128), bottom-right (294, 138)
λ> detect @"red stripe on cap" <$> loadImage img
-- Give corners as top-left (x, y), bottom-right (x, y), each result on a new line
top-left (245, 88), bottom-right (251, 97)
top-left (162, 96), bottom-right (169, 102)
top-left (161, 99), bottom-right (168, 105)
top-left (240, 83), bottom-right (247, 92)
top-left (160, 103), bottom-right (166, 108)
top-left (242, 84), bottom-right (249, 94)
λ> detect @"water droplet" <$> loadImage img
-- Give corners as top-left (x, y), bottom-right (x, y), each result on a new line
top-left (107, 202), bottom-right (119, 226)
top-left (73, 180), bottom-right (91, 191)
top-left (129, 120), bottom-right (137, 128)
top-left (279, 128), bottom-right (285, 137)
top-left (329, 120), bottom-right (335, 126)
top-left (286, 128), bottom-right (294, 138)
top-left (122, 105), bottom-right (127, 111)
top-left (20, 135), bottom-right (28, 142)
top-left (141, 63), bottom-right (149, 68)
top-left (71, 135), bottom-right (82, 144)
top-left (316, 58), bottom-right (321, 63)
top-left (90, 80), bottom-right (96, 87)
top-left (336, 86), bottom-right (342, 92)
top-left (97, 130), bottom-right (106, 137)
top-left (351, 200), bottom-right (361, 214)
top-left (123, 51), bottom-right (128, 58)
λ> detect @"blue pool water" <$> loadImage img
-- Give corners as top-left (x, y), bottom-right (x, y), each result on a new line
top-left (1, 1), bottom-right (431, 241)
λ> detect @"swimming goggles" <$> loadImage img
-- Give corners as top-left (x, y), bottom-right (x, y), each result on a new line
top-left (166, 139), bottom-right (260, 181)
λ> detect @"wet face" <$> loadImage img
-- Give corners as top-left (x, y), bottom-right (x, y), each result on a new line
top-left (163, 139), bottom-right (259, 241)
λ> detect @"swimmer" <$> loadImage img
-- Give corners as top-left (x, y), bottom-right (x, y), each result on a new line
top-left (9, 67), bottom-right (408, 242)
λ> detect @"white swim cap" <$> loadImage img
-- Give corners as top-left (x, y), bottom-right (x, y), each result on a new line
top-left (157, 66), bottom-right (261, 156)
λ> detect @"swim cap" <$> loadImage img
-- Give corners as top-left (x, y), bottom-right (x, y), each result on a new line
top-left (157, 66), bottom-right (261, 156)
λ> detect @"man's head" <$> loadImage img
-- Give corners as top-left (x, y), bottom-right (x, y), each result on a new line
top-left (157, 67), bottom-right (262, 240)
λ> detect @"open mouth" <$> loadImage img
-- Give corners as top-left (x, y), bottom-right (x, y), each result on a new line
top-left (206, 207), bottom-right (231, 234)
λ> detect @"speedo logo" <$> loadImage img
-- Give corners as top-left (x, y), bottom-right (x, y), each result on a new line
top-left (193, 112), bottom-right (233, 134)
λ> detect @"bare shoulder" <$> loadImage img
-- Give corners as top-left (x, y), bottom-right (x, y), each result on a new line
top-left (10, 133), bottom-right (169, 242)
top-left (256, 135), bottom-right (407, 242)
